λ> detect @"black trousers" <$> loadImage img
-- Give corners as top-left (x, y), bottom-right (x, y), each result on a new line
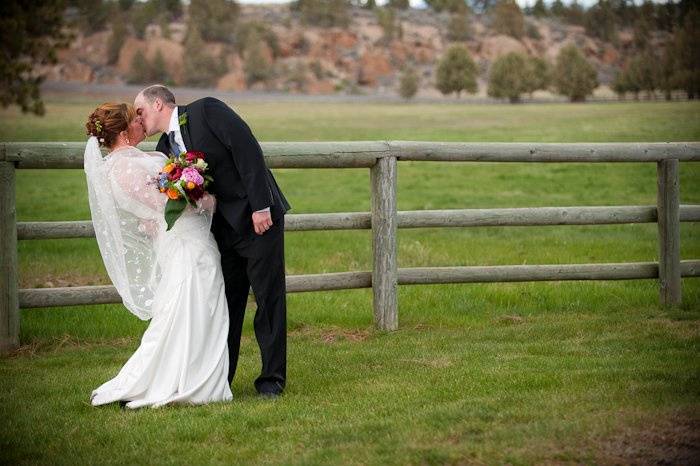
top-left (212, 212), bottom-right (287, 392)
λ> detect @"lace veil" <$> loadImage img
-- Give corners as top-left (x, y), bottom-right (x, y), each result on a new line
top-left (84, 136), bottom-right (168, 320)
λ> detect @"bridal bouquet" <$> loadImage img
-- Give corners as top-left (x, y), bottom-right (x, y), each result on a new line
top-left (155, 150), bottom-right (213, 231)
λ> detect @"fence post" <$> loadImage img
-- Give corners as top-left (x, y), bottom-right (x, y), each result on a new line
top-left (0, 159), bottom-right (19, 354)
top-left (370, 155), bottom-right (398, 331)
top-left (656, 159), bottom-right (681, 307)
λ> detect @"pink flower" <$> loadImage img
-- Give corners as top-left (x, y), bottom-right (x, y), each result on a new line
top-left (180, 166), bottom-right (204, 186)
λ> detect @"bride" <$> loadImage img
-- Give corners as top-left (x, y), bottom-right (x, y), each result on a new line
top-left (84, 102), bottom-right (232, 409)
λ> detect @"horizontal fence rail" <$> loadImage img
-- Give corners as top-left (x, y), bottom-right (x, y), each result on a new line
top-left (17, 261), bottom-right (700, 309)
top-left (2, 140), bottom-right (699, 354)
top-left (3, 141), bottom-right (700, 168)
top-left (15, 205), bottom-right (700, 239)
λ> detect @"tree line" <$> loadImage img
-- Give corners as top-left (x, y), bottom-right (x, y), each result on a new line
top-left (1, 0), bottom-right (698, 114)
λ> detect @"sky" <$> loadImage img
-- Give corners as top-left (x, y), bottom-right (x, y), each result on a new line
top-left (237, 0), bottom-right (664, 8)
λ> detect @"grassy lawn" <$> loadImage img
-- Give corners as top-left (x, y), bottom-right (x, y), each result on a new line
top-left (1, 96), bottom-right (699, 465)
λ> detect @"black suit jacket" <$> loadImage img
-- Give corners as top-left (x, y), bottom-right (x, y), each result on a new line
top-left (156, 97), bottom-right (291, 241)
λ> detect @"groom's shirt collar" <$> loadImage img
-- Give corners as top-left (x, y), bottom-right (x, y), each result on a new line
top-left (167, 107), bottom-right (178, 133)
top-left (166, 107), bottom-right (187, 153)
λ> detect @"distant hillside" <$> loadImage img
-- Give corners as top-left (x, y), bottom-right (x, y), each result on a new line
top-left (43, 3), bottom-right (672, 98)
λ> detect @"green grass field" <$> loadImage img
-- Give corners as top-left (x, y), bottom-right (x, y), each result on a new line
top-left (1, 96), bottom-right (699, 465)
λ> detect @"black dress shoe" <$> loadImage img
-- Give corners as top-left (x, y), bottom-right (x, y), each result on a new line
top-left (257, 381), bottom-right (284, 398)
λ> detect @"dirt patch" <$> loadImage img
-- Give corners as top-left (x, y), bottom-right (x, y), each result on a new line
top-left (592, 409), bottom-right (700, 465)
top-left (289, 323), bottom-right (371, 344)
top-left (645, 318), bottom-right (700, 340)
top-left (494, 314), bottom-right (526, 326)
top-left (5, 335), bottom-right (138, 358)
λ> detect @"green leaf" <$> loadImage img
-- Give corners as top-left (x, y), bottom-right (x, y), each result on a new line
top-left (164, 198), bottom-right (187, 231)
top-left (178, 112), bottom-right (188, 126)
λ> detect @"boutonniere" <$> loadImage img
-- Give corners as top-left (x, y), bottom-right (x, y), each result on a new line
top-left (178, 111), bottom-right (188, 126)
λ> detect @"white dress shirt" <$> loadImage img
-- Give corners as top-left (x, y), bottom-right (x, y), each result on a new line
top-left (167, 107), bottom-right (186, 155)
top-left (167, 107), bottom-right (269, 213)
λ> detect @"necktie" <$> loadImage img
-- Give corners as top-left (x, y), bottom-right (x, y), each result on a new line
top-left (168, 131), bottom-right (181, 155)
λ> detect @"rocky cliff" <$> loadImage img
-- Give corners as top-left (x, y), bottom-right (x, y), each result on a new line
top-left (43, 4), bottom-right (667, 97)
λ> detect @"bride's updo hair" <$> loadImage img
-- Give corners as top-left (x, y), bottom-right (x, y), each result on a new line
top-left (86, 103), bottom-right (136, 148)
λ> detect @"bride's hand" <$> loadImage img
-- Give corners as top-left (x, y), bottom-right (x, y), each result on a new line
top-left (197, 193), bottom-right (216, 213)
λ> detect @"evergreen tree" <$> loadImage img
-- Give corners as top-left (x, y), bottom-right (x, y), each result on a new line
top-left (668, 6), bottom-right (699, 98)
top-left (399, 66), bottom-right (419, 100)
top-left (376, 7), bottom-right (402, 44)
top-left (127, 49), bottom-right (152, 83)
top-left (159, 14), bottom-right (171, 39)
top-left (424, 0), bottom-right (468, 13)
top-left (127, 49), bottom-right (173, 84)
top-left (550, 0), bottom-right (565, 17)
top-left (554, 44), bottom-right (598, 102)
top-left (585, 0), bottom-right (617, 43)
top-left (627, 49), bottom-right (660, 99)
top-left (659, 44), bottom-right (677, 100)
top-left (435, 45), bottom-right (478, 98)
top-left (492, 0), bottom-right (524, 39)
top-left (527, 56), bottom-right (551, 94)
top-left (235, 22), bottom-right (279, 58)
top-left (67, 0), bottom-right (111, 33)
top-left (245, 31), bottom-right (274, 86)
top-left (655, 0), bottom-right (675, 32)
top-left (150, 50), bottom-right (171, 84)
top-left (611, 68), bottom-right (629, 99)
top-left (632, 16), bottom-right (652, 51)
top-left (183, 24), bottom-right (226, 87)
top-left (130, 1), bottom-right (161, 39)
top-left (107, 12), bottom-right (128, 65)
top-left (563, 0), bottom-right (585, 25)
top-left (292, 0), bottom-right (351, 28)
top-left (532, 0), bottom-right (547, 18)
top-left (189, 0), bottom-right (239, 43)
top-left (447, 11), bottom-right (471, 42)
top-left (487, 52), bottom-right (532, 103)
top-left (0, 0), bottom-right (71, 115)
top-left (638, 0), bottom-right (656, 26)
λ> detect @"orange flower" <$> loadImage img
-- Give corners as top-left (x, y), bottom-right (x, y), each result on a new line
top-left (162, 163), bottom-right (174, 174)
top-left (186, 181), bottom-right (195, 190)
top-left (166, 188), bottom-right (180, 200)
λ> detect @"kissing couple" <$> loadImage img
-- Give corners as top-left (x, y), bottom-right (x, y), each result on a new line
top-left (85, 85), bottom-right (291, 409)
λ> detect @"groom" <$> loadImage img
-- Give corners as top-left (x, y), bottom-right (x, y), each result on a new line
top-left (134, 85), bottom-right (291, 397)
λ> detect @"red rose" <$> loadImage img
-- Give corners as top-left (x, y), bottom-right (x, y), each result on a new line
top-left (185, 151), bottom-right (197, 163)
top-left (169, 167), bottom-right (183, 180)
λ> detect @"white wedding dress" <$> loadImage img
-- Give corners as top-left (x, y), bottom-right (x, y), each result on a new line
top-left (84, 137), bottom-right (232, 409)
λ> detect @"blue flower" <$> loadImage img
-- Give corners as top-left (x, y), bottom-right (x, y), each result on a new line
top-left (158, 173), bottom-right (168, 189)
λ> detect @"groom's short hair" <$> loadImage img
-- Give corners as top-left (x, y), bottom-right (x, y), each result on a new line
top-left (141, 85), bottom-right (176, 107)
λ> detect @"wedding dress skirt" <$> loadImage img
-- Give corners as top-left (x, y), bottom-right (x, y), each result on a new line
top-left (90, 214), bottom-right (233, 409)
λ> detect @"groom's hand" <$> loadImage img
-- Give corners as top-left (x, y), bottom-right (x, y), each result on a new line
top-left (252, 210), bottom-right (273, 235)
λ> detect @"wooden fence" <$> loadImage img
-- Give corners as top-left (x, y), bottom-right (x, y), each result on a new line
top-left (2, 141), bottom-right (700, 354)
